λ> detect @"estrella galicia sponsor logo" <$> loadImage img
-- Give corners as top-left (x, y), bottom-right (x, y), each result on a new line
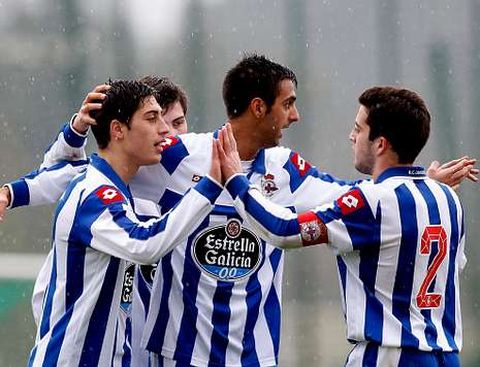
top-left (192, 218), bottom-right (262, 281)
top-left (120, 263), bottom-right (135, 311)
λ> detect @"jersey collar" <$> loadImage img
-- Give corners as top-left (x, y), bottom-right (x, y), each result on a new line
top-left (90, 153), bottom-right (132, 201)
top-left (375, 166), bottom-right (426, 183)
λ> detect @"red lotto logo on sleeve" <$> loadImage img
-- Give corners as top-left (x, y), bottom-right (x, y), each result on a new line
top-left (290, 152), bottom-right (312, 177)
top-left (95, 186), bottom-right (124, 205)
top-left (160, 136), bottom-right (179, 150)
top-left (336, 189), bottom-right (365, 216)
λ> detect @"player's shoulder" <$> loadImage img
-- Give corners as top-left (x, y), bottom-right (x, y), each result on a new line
top-left (265, 146), bottom-right (315, 175)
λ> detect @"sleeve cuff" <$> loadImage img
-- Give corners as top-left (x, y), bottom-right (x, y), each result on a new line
top-left (193, 175), bottom-right (223, 205)
top-left (225, 174), bottom-right (250, 199)
top-left (63, 114), bottom-right (88, 148)
top-left (8, 180), bottom-right (30, 208)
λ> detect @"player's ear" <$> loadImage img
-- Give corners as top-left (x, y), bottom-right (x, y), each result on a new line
top-left (375, 136), bottom-right (390, 156)
top-left (250, 98), bottom-right (266, 119)
top-left (110, 119), bottom-right (124, 141)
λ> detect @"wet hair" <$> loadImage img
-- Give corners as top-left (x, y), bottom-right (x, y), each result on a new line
top-left (91, 79), bottom-right (156, 149)
top-left (139, 75), bottom-right (188, 114)
top-left (359, 86), bottom-right (431, 164)
top-left (222, 53), bottom-right (297, 118)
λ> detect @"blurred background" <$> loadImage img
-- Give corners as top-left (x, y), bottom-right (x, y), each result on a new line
top-left (0, 0), bottom-right (479, 365)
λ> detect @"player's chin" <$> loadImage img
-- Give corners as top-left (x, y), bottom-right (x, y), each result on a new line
top-left (143, 153), bottom-right (162, 166)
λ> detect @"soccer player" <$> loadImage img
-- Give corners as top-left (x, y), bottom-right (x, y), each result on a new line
top-left (218, 87), bottom-right (468, 366)
top-left (28, 75), bottom-right (192, 367)
top-left (27, 79), bottom-right (223, 367)
top-left (1, 56), bottom-right (476, 367)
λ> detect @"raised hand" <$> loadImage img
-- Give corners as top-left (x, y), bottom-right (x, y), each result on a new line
top-left (209, 139), bottom-right (223, 185)
top-left (218, 123), bottom-right (243, 182)
top-left (72, 84), bottom-right (110, 134)
top-left (427, 156), bottom-right (478, 190)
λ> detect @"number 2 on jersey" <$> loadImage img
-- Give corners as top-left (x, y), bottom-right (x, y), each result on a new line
top-left (416, 225), bottom-right (448, 309)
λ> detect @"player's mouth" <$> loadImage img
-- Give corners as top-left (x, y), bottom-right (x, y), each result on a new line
top-left (154, 140), bottom-right (164, 154)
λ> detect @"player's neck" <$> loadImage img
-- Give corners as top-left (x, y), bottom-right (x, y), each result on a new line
top-left (98, 149), bottom-right (138, 184)
top-left (372, 155), bottom-right (408, 181)
top-left (229, 118), bottom-right (263, 161)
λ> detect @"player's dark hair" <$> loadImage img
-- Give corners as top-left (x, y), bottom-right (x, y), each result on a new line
top-left (91, 79), bottom-right (156, 149)
top-left (222, 53), bottom-right (297, 118)
top-left (359, 86), bottom-right (431, 164)
top-left (139, 75), bottom-right (188, 114)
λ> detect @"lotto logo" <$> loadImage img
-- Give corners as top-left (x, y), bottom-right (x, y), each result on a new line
top-left (337, 189), bottom-right (365, 215)
top-left (290, 152), bottom-right (312, 177)
top-left (341, 195), bottom-right (358, 208)
top-left (95, 186), bottom-right (124, 205)
top-left (160, 136), bottom-right (179, 150)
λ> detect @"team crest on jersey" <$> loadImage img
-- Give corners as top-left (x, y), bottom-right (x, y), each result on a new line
top-left (192, 218), bottom-right (262, 281)
top-left (336, 189), bottom-right (365, 215)
top-left (261, 173), bottom-right (279, 197)
top-left (120, 263), bottom-right (135, 312)
top-left (160, 136), bottom-right (179, 150)
top-left (95, 186), bottom-right (124, 205)
top-left (298, 211), bottom-right (327, 246)
top-left (290, 152), bottom-right (312, 177)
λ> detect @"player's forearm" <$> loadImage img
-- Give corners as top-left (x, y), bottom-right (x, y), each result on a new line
top-left (8, 160), bottom-right (87, 208)
top-left (226, 174), bottom-right (325, 249)
top-left (92, 176), bottom-right (223, 264)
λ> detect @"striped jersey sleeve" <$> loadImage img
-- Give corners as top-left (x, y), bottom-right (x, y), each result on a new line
top-left (6, 121), bottom-right (88, 208)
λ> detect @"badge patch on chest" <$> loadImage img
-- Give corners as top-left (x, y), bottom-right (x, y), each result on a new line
top-left (261, 173), bottom-right (279, 197)
top-left (192, 219), bottom-right (262, 281)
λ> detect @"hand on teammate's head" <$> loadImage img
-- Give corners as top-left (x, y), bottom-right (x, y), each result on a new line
top-left (73, 84), bottom-right (111, 134)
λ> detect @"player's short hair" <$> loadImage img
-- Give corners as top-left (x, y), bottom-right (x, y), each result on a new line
top-left (139, 75), bottom-right (188, 115)
top-left (92, 79), bottom-right (156, 149)
top-left (222, 54), bottom-right (297, 118)
top-left (359, 86), bottom-right (431, 164)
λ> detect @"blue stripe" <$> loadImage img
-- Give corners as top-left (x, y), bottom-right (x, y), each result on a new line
top-left (79, 257), bottom-right (121, 366)
top-left (160, 137), bottom-right (189, 174)
top-left (137, 266), bottom-right (153, 315)
top-left (208, 282), bottom-right (234, 366)
top-left (240, 274), bottom-right (261, 366)
top-left (159, 188), bottom-right (184, 214)
top-left (392, 184), bottom-right (419, 348)
top-left (440, 185), bottom-right (460, 351)
top-left (263, 248), bottom-right (282, 361)
top-left (241, 241), bottom-right (270, 366)
top-left (122, 316), bottom-right (132, 367)
top-left (39, 173), bottom-right (85, 339)
top-left (145, 253), bottom-right (173, 353)
top-left (337, 256), bottom-right (347, 317)
top-left (43, 211), bottom-right (89, 366)
top-left (361, 343), bottom-right (378, 366)
top-left (174, 219), bottom-right (210, 363)
top-left (62, 122), bottom-right (87, 148)
top-left (415, 181), bottom-right (440, 350)
top-left (9, 179), bottom-right (30, 208)
top-left (358, 204), bottom-right (383, 344)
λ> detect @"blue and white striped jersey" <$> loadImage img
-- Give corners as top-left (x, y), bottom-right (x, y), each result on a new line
top-left (225, 167), bottom-right (466, 352)
top-left (10, 123), bottom-right (358, 366)
top-left (28, 153), bottom-right (222, 367)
